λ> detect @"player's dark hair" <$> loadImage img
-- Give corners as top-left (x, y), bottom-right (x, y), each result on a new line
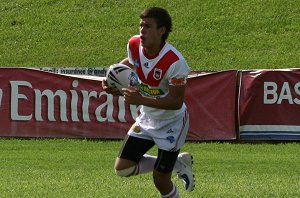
top-left (140, 7), bottom-right (172, 41)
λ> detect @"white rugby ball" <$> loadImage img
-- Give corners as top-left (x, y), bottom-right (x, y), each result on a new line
top-left (106, 63), bottom-right (139, 92)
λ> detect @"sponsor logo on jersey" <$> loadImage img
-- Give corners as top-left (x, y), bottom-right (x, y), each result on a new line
top-left (139, 83), bottom-right (164, 96)
top-left (153, 68), bottom-right (162, 80)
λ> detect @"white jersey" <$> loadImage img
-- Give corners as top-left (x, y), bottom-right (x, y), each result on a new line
top-left (127, 35), bottom-right (190, 119)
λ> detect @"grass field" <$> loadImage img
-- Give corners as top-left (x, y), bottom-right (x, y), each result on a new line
top-left (0, 139), bottom-right (299, 197)
top-left (1, 0), bottom-right (300, 197)
top-left (1, 0), bottom-right (300, 70)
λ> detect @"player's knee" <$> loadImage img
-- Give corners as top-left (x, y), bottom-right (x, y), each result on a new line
top-left (115, 166), bottom-right (136, 177)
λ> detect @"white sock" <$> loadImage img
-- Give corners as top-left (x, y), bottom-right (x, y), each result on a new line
top-left (136, 154), bottom-right (157, 175)
top-left (161, 183), bottom-right (179, 198)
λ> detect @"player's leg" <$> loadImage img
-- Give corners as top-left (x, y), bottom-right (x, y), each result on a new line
top-left (114, 135), bottom-right (155, 177)
top-left (153, 149), bottom-right (180, 198)
top-left (170, 110), bottom-right (195, 192)
top-left (154, 109), bottom-right (195, 193)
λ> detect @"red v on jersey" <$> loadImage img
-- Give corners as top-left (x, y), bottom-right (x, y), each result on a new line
top-left (129, 36), bottom-right (179, 87)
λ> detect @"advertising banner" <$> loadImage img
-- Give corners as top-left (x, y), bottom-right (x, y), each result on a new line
top-left (187, 70), bottom-right (238, 140)
top-left (0, 68), bottom-right (136, 139)
top-left (239, 70), bottom-right (300, 140)
top-left (0, 68), bottom-right (238, 140)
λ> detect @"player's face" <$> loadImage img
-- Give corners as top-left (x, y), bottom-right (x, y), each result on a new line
top-left (139, 18), bottom-right (165, 52)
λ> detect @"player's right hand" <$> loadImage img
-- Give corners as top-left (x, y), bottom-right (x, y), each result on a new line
top-left (102, 79), bottom-right (122, 96)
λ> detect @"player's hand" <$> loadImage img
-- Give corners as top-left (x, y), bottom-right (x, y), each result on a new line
top-left (102, 79), bottom-right (122, 96)
top-left (122, 86), bottom-right (142, 105)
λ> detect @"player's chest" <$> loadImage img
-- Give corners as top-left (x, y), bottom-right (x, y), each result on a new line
top-left (137, 57), bottom-right (167, 86)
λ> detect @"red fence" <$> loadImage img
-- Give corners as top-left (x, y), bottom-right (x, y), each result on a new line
top-left (239, 70), bottom-right (300, 140)
top-left (186, 70), bottom-right (237, 140)
top-left (1, 68), bottom-right (299, 140)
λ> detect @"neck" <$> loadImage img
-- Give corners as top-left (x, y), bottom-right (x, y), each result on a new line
top-left (144, 41), bottom-right (165, 57)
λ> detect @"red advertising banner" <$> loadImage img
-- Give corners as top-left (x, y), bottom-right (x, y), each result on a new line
top-left (0, 68), bottom-right (238, 140)
top-left (239, 70), bottom-right (300, 140)
top-left (187, 70), bottom-right (238, 140)
top-left (0, 68), bottom-right (135, 139)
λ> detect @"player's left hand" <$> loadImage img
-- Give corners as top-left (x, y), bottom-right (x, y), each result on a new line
top-left (122, 86), bottom-right (142, 105)
top-left (102, 79), bottom-right (122, 96)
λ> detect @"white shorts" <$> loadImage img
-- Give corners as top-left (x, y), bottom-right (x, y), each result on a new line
top-left (128, 109), bottom-right (189, 151)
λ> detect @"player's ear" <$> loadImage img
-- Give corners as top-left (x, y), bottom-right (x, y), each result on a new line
top-left (159, 26), bottom-right (166, 37)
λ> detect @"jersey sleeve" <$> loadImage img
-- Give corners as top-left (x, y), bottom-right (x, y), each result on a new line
top-left (167, 59), bottom-right (190, 86)
top-left (127, 35), bottom-right (140, 66)
top-left (127, 43), bottom-right (134, 65)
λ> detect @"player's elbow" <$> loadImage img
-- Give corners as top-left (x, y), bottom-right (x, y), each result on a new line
top-left (166, 94), bottom-right (184, 110)
top-left (173, 103), bottom-right (183, 110)
top-left (169, 100), bottom-right (183, 110)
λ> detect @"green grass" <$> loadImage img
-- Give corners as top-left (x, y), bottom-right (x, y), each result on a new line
top-left (1, 0), bottom-right (300, 70)
top-left (0, 139), bottom-right (299, 197)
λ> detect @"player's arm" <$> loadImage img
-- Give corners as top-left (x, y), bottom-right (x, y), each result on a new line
top-left (122, 84), bottom-right (186, 110)
top-left (120, 58), bottom-right (134, 70)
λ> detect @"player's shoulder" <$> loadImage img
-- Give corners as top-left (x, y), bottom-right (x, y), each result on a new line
top-left (164, 43), bottom-right (190, 71)
top-left (129, 35), bottom-right (140, 44)
top-left (165, 42), bottom-right (185, 60)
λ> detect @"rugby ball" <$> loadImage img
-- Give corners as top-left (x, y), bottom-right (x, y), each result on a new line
top-left (106, 63), bottom-right (139, 92)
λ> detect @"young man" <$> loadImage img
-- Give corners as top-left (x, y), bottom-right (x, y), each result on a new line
top-left (102, 7), bottom-right (194, 198)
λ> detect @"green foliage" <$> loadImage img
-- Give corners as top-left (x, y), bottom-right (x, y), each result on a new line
top-left (0, 139), bottom-right (299, 197)
top-left (1, 0), bottom-right (300, 70)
